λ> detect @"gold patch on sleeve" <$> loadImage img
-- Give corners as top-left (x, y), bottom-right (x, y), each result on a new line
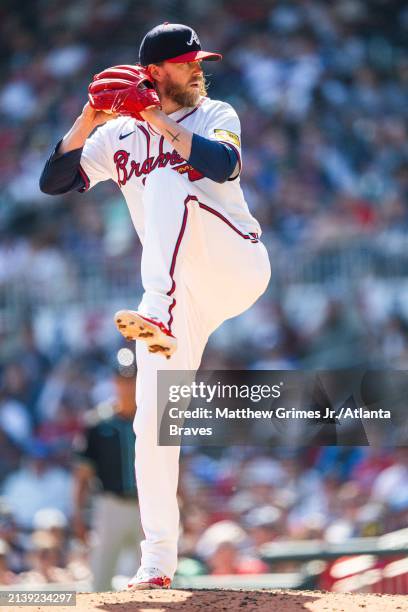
top-left (213, 129), bottom-right (240, 148)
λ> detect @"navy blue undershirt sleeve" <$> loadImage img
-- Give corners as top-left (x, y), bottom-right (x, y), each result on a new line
top-left (39, 139), bottom-right (86, 195)
top-left (188, 134), bottom-right (239, 183)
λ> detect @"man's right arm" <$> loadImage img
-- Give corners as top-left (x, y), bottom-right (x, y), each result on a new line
top-left (39, 103), bottom-right (117, 195)
top-left (72, 461), bottom-right (95, 542)
top-left (72, 425), bottom-right (98, 543)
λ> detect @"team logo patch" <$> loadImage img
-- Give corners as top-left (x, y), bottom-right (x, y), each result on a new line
top-left (213, 129), bottom-right (240, 148)
top-left (173, 163), bottom-right (204, 182)
top-left (187, 30), bottom-right (200, 46)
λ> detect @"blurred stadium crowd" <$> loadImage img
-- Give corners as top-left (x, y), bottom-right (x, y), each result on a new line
top-left (0, 0), bottom-right (407, 590)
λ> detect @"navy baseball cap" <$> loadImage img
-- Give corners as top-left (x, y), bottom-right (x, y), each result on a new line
top-left (139, 23), bottom-right (222, 66)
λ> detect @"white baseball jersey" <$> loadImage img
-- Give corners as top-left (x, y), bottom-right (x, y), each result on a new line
top-left (79, 96), bottom-right (261, 243)
top-left (76, 95), bottom-right (271, 579)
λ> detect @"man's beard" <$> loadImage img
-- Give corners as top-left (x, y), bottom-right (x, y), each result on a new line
top-left (162, 76), bottom-right (206, 107)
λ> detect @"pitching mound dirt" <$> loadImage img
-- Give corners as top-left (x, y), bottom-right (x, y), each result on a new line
top-left (14, 589), bottom-right (408, 611)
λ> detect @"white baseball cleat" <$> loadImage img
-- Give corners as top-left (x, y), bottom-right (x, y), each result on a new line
top-left (127, 566), bottom-right (172, 590)
top-left (114, 310), bottom-right (177, 359)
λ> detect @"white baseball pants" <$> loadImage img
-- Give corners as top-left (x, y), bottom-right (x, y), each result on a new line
top-left (133, 166), bottom-right (271, 577)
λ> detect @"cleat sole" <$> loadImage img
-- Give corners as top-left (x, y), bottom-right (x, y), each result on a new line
top-left (114, 310), bottom-right (177, 358)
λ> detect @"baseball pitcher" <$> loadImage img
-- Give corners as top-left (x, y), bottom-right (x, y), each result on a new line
top-left (40, 23), bottom-right (271, 589)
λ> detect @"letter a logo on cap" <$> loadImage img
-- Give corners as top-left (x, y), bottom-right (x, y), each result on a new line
top-left (187, 30), bottom-right (200, 46)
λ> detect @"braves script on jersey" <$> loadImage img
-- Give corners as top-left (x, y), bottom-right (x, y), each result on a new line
top-left (79, 96), bottom-right (261, 243)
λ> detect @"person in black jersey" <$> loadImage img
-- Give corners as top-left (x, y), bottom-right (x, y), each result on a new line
top-left (72, 371), bottom-right (142, 591)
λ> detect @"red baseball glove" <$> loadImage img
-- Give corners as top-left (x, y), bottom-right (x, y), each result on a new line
top-left (88, 64), bottom-right (160, 120)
